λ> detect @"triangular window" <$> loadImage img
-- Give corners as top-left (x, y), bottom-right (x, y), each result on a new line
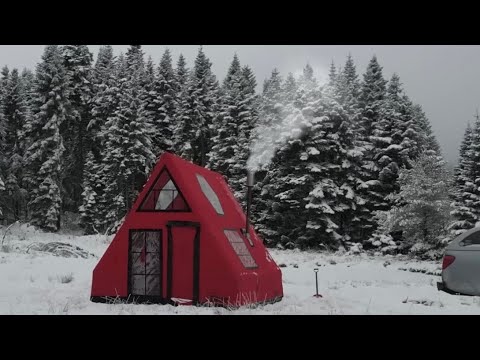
top-left (138, 169), bottom-right (190, 212)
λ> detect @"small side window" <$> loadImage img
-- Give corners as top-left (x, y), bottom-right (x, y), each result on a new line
top-left (196, 174), bottom-right (224, 215)
top-left (224, 230), bottom-right (258, 269)
top-left (462, 231), bottom-right (480, 246)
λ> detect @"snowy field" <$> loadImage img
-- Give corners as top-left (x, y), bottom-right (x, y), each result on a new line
top-left (1, 224), bottom-right (479, 315)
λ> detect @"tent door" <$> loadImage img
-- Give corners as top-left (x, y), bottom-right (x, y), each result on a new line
top-left (166, 221), bottom-right (200, 305)
top-left (128, 229), bottom-right (163, 302)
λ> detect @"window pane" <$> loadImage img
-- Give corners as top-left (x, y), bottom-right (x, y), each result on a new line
top-left (156, 188), bottom-right (176, 210)
top-left (146, 232), bottom-right (161, 252)
top-left (152, 170), bottom-right (171, 192)
top-left (141, 191), bottom-right (156, 211)
top-left (464, 231), bottom-right (480, 245)
top-left (145, 253), bottom-right (161, 275)
top-left (139, 170), bottom-right (189, 212)
top-left (131, 252), bottom-right (146, 275)
top-left (131, 275), bottom-right (146, 295)
top-left (162, 180), bottom-right (177, 191)
top-left (239, 255), bottom-right (258, 269)
top-left (131, 231), bottom-right (145, 252)
top-left (196, 174), bottom-right (224, 215)
top-left (146, 275), bottom-right (161, 296)
top-left (224, 230), bottom-right (257, 269)
top-left (231, 241), bottom-right (249, 255)
top-left (225, 230), bottom-right (241, 243)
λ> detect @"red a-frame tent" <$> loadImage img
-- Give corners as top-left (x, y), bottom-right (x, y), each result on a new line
top-left (90, 152), bottom-right (283, 307)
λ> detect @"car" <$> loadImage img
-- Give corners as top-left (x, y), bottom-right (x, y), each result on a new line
top-left (438, 227), bottom-right (480, 296)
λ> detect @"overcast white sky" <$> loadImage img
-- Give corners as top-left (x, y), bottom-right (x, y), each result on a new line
top-left (0, 45), bottom-right (478, 165)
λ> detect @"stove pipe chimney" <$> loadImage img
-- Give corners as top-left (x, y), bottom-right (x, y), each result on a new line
top-left (245, 170), bottom-right (255, 245)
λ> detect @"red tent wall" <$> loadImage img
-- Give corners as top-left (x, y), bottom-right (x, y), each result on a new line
top-left (91, 152), bottom-right (283, 306)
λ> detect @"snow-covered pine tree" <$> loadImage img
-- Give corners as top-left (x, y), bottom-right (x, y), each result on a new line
top-left (450, 121), bottom-right (478, 235)
top-left (0, 175), bottom-right (4, 219)
top-left (295, 64), bottom-right (318, 110)
top-left (171, 54), bottom-right (189, 153)
top-left (385, 152), bottom-right (452, 259)
top-left (61, 45), bottom-right (94, 212)
top-left (460, 115), bottom-right (480, 228)
top-left (79, 151), bottom-right (100, 234)
top-left (208, 54), bottom-right (243, 189)
top-left (328, 61), bottom-right (336, 87)
top-left (241, 65), bottom-right (257, 94)
top-left (283, 72), bottom-right (298, 103)
top-left (240, 65), bottom-right (259, 138)
top-left (396, 93), bottom-right (422, 166)
top-left (336, 55), bottom-right (361, 126)
top-left (357, 55), bottom-right (388, 241)
top-left (175, 54), bottom-right (189, 92)
top-left (23, 45), bottom-right (69, 232)
top-left (359, 55), bottom-right (387, 138)
top-left (17, 69), bottom-right (35, 218)
top-left (254, 65), bottom-right (318, 249)
top-left (269, 66), bottom-right (319, 249)
top-left (100, 47), bottom-right (155, 233)
top-left (176, 47), bottom-right (219, 166)
top-left (331, 55), bottom-right (371, 243)
top-left (0, 73), bottom-right (5, 220)
top-left (251, 68), bottom-right (286, 243)
top-left (141, 55), bottom-right (158, 155)
top-left (125, 45), bottom-right (145, 79)
top-left (0, 67), bottom-right (8, 181)
top-left (340, 55), bottom-right (361, 99)
top-left (195, 47), bottom-right (220, 167)
top-left (175, 72), bottom-right (200, 162)
top-left (412, 103), bottom-right (441, 156)
top-left (19, 68), bottom-right (35, 145)
top-left (236, 64), bottom-right (259, 201)
top-left (145, 56), bottom-right (155, 80)
top-left (372, 74), bottom-right (406, 201)
top-left (89, 45), bottom-right (117, 154)
top-left (1, 68), bottom-right (28, 221)
top-left (262, 120), bottom-right (310, 249)
top-left (150, 49), bottom-right (176, 156)
top-left (0, 66), bottom-right (9, 91)
top-left (223, 53), bottom-right (241, 87)
top-left (78, 46), bottom-right (119, 234)
top-left (208, 54), bottom-right (258, 204)
top-left (302, 79), bottom-right (367, 250)
top-left (365, 74), bottom-right (420, 249)
top-left (94, 53), bottom-right (128, 233)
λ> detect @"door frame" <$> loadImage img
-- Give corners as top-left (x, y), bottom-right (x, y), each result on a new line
top-left (166, 221), bottom-right (201, 305)
top-left (127, 229), bottom-right (164, 303)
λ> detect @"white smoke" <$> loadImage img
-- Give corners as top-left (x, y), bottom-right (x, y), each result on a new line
top-left (247, 104), bottom-right (310, 171)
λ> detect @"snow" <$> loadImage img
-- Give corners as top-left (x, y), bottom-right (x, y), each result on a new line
top-left (1, 224), bottom-right (479, 315)
top-left (385, 144), bottom-right (403, 152)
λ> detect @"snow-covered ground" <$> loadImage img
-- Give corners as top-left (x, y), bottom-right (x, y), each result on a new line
top-left (1, 223), bottom-right (479, 315)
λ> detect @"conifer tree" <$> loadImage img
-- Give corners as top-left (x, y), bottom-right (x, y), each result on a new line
top-left (24, 45), bottom-right (69, 232)
top-left (176, 47), bottom-right (219, 166)
top-left (61, 45), bottom-right (94, 211)
top-left (1, 68), bottom-right (28, 220)
top-left (450, 121), bottom-right (478, 235)
top-left (100, 47), bottom-right (155, 232)
top-left (151, 49), bottom-right (176, 156)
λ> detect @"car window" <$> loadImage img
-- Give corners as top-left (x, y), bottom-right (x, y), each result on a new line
top-left (462, 231), bottom-right (480, 245)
